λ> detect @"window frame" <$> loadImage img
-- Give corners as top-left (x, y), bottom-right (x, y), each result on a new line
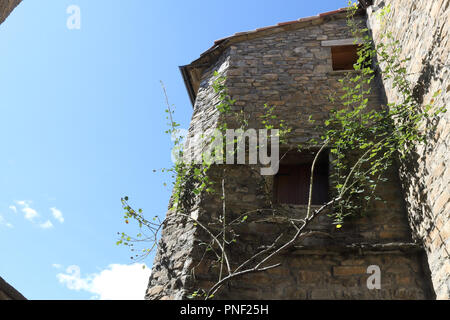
top-left (321, 38), bottom-right (363, 72)
top-left (273, 150), bottom-right (330, 206)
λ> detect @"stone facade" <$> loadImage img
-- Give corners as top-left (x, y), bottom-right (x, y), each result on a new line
top-left (0, 0), bottom-right (21, 25)
top-left (146, 9), bottom-right (437, 300)
top-left (367, 0), bottom-right (450, 300)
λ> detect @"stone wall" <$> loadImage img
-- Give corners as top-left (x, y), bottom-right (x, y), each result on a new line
top-left (367, 0), bottom-right (450, 300)
top-left (146, 52), bottom-right (230, 300)
top-left (0, 0), bottom-right (21, 25)
top-left (146, 11), bottom-right (435, 300)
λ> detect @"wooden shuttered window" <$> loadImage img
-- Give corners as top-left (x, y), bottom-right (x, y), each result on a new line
top-left (274, 152), bottom-right (329, 205)
top-left (331, 45), bottom-right (359, 71)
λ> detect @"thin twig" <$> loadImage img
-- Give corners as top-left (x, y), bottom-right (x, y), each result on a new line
top-left (178, 213), bottom-right (231, 275)
top-left (306, 141), bottom-right (329, 219)
top-left (219, 175), bottom-right (226, 281)
top-left (205, 196), bottom-right (340, 299)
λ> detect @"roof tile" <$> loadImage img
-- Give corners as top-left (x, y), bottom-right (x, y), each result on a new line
top-left (277, 20), bottom-right (300, 26)
top-left (212, 7), bottom-right (349, 45)
top-left (319, 8), bottom-right (347, 17)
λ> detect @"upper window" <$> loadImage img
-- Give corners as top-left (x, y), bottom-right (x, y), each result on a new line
top-left (274, 151), bottom-right (329, 205)
top-left (331, 45), bottom-right (359, 71)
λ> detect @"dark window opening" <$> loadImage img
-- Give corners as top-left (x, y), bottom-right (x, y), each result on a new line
top-left (274, 151), bottom-right (329, 205)
top-left (331, 45), bottom-right (359, 71)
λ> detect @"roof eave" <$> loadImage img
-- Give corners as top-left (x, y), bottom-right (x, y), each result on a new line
top-left (179, 65), bottom-right (196, 107)
top-left (181, 6), bottom-right (368, 107)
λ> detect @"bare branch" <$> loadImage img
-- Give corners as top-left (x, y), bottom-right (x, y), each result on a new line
top-left (219, 176), bottom-right (227, 281)
top-left (204, 196), bottom-right (340, 299)
top-left (207, 263), bottom-right (282, 299)
top-left (306, 140), bottom-right (330, 219)
top-left (177, 213), bottom-right (231, 275)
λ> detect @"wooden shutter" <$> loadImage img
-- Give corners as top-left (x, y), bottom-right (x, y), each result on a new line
top-left (331, 45), bottom-right (358, 71)
top-left (275, 161), bottom-right (329, 205)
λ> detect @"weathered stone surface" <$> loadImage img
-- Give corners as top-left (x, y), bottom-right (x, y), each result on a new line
top-left (368, 0), bottom-right (450, 300)
top-left (146, 8), bottom-right (437, 300)
top-left (333, 266), bottom-right (367, 276)
top-left (0, 276), bottom-right (26, 300)
top-left (0, 0), bottom-right (21, 25)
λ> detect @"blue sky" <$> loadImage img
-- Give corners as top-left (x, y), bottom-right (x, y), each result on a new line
top-left (0, 0), bottom-right (345, 299)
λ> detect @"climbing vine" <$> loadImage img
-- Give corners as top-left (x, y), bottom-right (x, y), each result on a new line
top-left (314, 2), bottom-right (446, 226)
top-left (117, 1), bottom-right (446, 298)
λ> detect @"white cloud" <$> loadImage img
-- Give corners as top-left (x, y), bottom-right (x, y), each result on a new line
top-left (0, 215), bottom-right (13, 228)
top-left (50, 207), bottom-right (64, 223)
top-left (15, 200), bottom-right (31, 207)
top-left (23, 207), bottom-right (39, 221)
top-left (39, 220), bottom-right (53, 229)
top-left (57, 265), bottom-right (91, 291)
top-left (12, 200), bottom-right (62, 230)
top-left (15, 200), bottom-right (39, 221)
top-left (52, 264), bottom-right (62, 269)
top-left (57, 263), bottom-right (151, 300)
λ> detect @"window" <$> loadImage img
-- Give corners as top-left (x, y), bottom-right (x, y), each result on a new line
top-left (331, 45), bottom-right (359, 71)
top-left (274, 151), bottom-right (329, 205)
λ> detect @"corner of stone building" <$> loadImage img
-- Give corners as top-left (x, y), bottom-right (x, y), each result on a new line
top-left (366, 0), bottom-right (450, 300)
top-left (0, 277), bottom-right (26, 300)
top-left (0, 0), bottom-right (22, 25)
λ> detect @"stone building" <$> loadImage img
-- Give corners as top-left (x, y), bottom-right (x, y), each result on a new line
top-left (146, 1), bottom-right (449, 300)
top-left (0, 0), bottom-right (21, 25)
top-left (366, 0), bottom-right (449, 300)
top-left (0, 276), bottom-right (26, 300)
